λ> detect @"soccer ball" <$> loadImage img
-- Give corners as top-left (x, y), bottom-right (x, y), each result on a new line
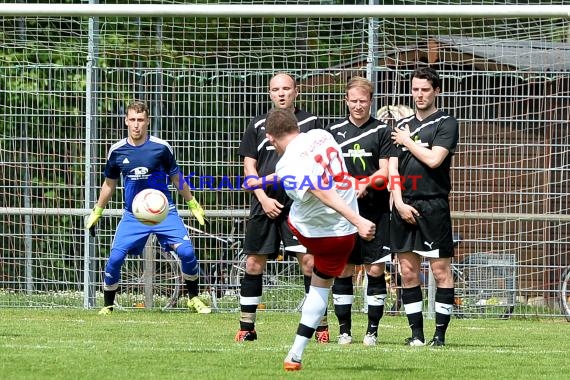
top-left (132, 189), bottom-right (169, 225)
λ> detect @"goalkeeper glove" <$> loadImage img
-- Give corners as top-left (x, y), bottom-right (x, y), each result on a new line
top-left (187, 198), bottom-right (205, 226)
top-left (85, 205), bottom-right (103, 237)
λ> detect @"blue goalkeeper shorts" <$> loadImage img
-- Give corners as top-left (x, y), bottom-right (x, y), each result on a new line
top-left (111, 209), bottom-right (189, 255)
top-left (103, 209), bottom-right (193, 287)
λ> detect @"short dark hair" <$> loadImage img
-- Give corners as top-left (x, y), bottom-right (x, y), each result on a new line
top-left (265, 108), bottom-right (299, 138)
top-left (412, 66), bottom-right (441, 91)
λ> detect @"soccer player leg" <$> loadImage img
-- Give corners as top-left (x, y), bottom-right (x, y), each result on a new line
top-left (237, 216), bottom-right (274, 341)
top-left (174, 241), bottom-right (198, 293)
top-left (237, 254), bottom-right (265, 340)
top-left (100, 215), bottom-right (148, 314)
top-left (158, 213), bottom-right (210, 313)
top-left (363, 217), bottom-right (391, 345)
top-left (417, 198), bottom-right (454, 346)
top-left (297, 252), bottom-right (329, 342)
top-left (174, 240), bottom-right (211, 314)
top-left (332, 275), bottom-right (354, 343)
top-left (431, 258), bottom-right (454, 346)
top-left (285, 234), bottom-right (354, 369)
top-left (399, 251), bottom-right (425, 345)
top-left (100, 248), bottom-right (128, 313)
top-left (364, 262), bottom-right (388, 346)
top-left (286, 268), bottom-right (333, 370)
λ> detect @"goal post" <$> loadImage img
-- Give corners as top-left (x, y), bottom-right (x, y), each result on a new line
top-left (0, 4), bottom-right (569, 18)
top-left (1, 2), bottom-right (569, 317)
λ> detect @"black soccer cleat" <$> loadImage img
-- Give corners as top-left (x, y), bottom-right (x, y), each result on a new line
top-left (427, 336), bottom-right (445, 347)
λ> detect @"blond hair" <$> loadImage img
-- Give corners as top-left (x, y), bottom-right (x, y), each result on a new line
top-left (345, 76), bottom-right (374, 98)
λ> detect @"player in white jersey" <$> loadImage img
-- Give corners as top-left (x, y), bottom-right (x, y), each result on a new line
top-left (236, 72), bottom-right (327, 342)
top-left (263, 108), bottom-right (376, 371)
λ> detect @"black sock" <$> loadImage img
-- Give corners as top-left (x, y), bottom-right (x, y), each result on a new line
top-left (402, 285), bottom-right (424, 341)
top-left (366, 274), bottom-right (387, 335)
top-left (303, 275), bottom-right (311, 294)
top-left (239, 273), bottom-right (263, 331)
top-left (434, 287), bottom-right (454, 341)
top-left (103, 289), bottom-right (116, 309)
top-left (332, 276), bottom-right (353, 336)
top-left (185, 279), bottom-right (199, 299)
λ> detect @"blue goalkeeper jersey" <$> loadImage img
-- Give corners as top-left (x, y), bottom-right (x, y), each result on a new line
top-left (103, 136), bottom-right (180, 212)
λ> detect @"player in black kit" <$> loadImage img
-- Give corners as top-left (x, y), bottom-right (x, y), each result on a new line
top-left (235, 72), bottom-right (327, 342)
top-left (326, 76), bottom-right (395, 346)
top-left (390, 66), bottom-right (459, 347)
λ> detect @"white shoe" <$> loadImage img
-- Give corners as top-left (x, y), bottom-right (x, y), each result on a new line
top-left (337, 333), bottom-right (352, 345)
top-left (405, 337), bottom-right (425, 347)
top-left (363, 333), bottom-right (377, 346)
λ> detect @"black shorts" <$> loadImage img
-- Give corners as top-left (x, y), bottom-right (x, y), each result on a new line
top-left (243, 214), bottom-right (306, 259)
top-left (390, 197), bottom-right (454, 259)
top-left (347, 212), bottom-right (391, 265)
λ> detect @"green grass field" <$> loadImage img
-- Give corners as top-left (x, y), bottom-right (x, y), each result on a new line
top-left (0, 309), bottom-right (568, 379)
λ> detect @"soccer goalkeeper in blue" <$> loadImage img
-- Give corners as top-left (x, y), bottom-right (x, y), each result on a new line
top-left (85, 100), bottom-right (210, 315)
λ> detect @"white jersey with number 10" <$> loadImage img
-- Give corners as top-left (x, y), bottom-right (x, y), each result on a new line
top-left (276, 129), bottom-right (358, 238)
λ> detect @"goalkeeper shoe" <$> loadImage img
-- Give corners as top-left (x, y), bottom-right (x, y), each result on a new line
top-left (283, 353), bottom-right (302, 371)
top-left (315, 327), bottom-right (329, 344)
top-left (234, 329), bottom-right (257, 342)
top-left (98, 306), bottom-right (113, 316)
top-left (187, 296), bottom-right (212, 314)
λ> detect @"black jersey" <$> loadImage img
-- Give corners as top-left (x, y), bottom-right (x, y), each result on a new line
top-left (238, 108), bottom-right (321, 216)
top-left (326, 116), bottom-right (395, 215)
top-left (394, 109), bottom-right (459, 199)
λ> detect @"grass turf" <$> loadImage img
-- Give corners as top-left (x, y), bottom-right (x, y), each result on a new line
top-left (0, 309), bottom-right (568, 379)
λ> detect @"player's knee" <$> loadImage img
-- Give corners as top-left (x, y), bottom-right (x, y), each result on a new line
top-left (400, 272), bottom-right (422, 287)
top-left (245, 255), bottom-right (266, 275)
top-left (174, 241), bottom-right (195, 260)
top-left (431, 265), bottom-right (453, 284)
top-left (298, 253), bottom-right (314, 276)
top-left (175, 241), bottom-right (198, 276)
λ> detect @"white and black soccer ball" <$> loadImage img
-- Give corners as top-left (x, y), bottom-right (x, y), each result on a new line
top-left (132, 188), bottom-right (169, 226)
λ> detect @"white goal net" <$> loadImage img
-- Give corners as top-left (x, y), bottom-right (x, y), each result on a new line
top-left (0, 1), bottom-right (569, 317)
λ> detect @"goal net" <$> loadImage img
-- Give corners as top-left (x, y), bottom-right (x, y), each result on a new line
top-left (0, 1), bottom-right (569, 316)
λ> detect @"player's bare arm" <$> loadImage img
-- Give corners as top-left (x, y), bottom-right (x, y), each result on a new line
top-left (243, 156), bottom-right (282, 218)
top-left (170, 173), bottom-right (205, 225)
top-left (391, 125), bottom-right (450, 168)
top-left (96, 178), bottom-right (118, 208)
top-left (242, 157), bottom-right (261, 189)
top-left (242, 157), bottom-right (277, 190)
top-left (388, 156), bottom-right (419, 225)
top-left (308, 186), bottom-right (375, 241)
top-left (372, 158), bottom-right (390, 187)
top-left (85, 178), bottom-right (118, 234)
top-left (170, 173), bottom-right (195, 202)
